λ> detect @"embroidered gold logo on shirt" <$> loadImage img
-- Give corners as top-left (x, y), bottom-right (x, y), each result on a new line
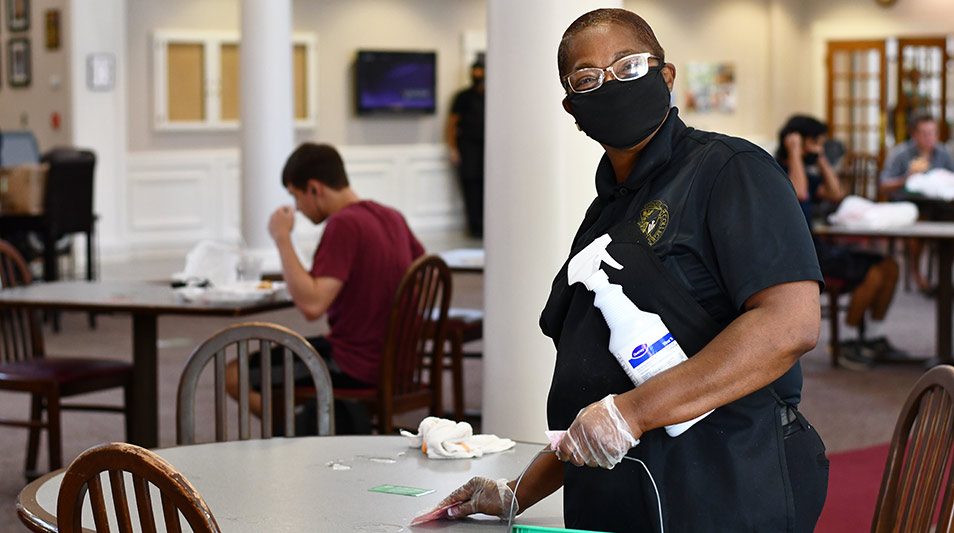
top-left (638, 200), bottom-right (670, 245)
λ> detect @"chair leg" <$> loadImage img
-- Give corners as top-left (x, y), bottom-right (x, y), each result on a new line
top-left (24, 393), bottom-right (44, 478)
top-left (123, 382), bottom-right (134, 443)
top-left (829, 289), bottom-right (840, 368)
top-left (47, 389), bottom-right (63, 471)
top-left (451, 330), bottom-right (465, 422)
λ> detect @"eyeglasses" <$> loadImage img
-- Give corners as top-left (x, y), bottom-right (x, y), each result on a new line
top-left (563, 52), bottom-right (661, 94)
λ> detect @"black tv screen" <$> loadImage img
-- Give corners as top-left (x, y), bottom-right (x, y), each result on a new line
top-left (355, 50), bottom-right (436, 115)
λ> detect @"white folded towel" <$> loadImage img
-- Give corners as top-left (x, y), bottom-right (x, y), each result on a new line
top-left (400, 416), bottom-right (515, 459)
top-left (827, 195), bottom-right (919, 229)
top-left (906, 168), bottom-right (954, 201)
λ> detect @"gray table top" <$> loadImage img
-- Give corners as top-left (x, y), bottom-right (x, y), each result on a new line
top-left (813, 220), bottom-right (954, 239)
top-left (20, 436), bottom-right (564, 532)
top-left (0, 280), bottom-right (293, 316)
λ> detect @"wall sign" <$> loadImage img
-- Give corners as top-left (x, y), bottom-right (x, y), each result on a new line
top-left (87, 53), bottom-right (115, 91)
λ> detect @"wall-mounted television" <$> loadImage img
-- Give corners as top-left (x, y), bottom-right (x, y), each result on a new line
top-left (355, 50), bottom-right (436, 115)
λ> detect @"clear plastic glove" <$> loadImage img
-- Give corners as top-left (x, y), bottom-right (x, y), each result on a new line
top-left (436, 476), bottom-right (515, 520)
top-left (556, 394), bottom-right (638, 469)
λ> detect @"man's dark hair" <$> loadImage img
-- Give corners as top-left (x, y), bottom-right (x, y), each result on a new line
top-left (281, 143), bottom-right (349, 191)
top-left (909, 110), bottom-right (936, 136)
top-left (557, 8), bottom-right (665, 80)
top-left (776, 115), bottom-right (828, 161)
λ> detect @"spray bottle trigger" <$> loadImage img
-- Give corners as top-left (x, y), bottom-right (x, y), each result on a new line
top-left (601, 249), bottom-right (624, 271)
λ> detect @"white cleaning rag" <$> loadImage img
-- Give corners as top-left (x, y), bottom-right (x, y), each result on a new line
top-left (400, 417), bottom-right (515, 459)
top-left (827, 195), bottom-right (919, 229)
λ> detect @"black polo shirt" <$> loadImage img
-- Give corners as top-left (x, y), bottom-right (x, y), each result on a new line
top-left (451, 86), bottom-right (484, 143)
top-left (566, 108), bottom-right (822, 403)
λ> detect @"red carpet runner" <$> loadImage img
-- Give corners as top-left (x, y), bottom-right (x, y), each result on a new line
top-left (815, 443), bottom-right (889, 533)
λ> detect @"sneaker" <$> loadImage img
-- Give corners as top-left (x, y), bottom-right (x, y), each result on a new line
top-left (863, 337), bottom-right (910, 361)
top-left (837, 341), bottom-right (875, 371)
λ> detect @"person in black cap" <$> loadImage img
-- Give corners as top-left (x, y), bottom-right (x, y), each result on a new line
top-left (436, 8), bottom-right (828, 533)
top-left (446, 57), bottom-right (486, 238)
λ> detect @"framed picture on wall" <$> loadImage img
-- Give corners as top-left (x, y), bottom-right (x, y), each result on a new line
top-left (45, 9), bottom-right (59, 50)
top-left (8, 38), bottom-right (30, 87)
top-left (7, 0), bottom-right (30, 32)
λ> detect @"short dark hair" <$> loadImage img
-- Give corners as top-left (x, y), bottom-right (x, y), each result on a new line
top-left (776, 115), bottom-right (828, 161)
top-left (557, 8), bottom-right (665, 80)
top-left (281, 143), bottom-right (349, 191)
top-left (909, 111), bottom-right (936, 135)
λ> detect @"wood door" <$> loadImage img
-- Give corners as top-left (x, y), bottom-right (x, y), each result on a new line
top-left (827, 40), bottom-right (888, 165)
top-left (896, 37), bottom-right (949, 142)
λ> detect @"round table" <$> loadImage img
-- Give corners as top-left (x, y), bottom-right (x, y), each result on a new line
top-left (17, 436), bottom-right (565, 532)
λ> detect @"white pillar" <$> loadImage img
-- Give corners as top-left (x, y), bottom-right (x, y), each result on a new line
top-left (483, 0), bottom-right (620, 441)
top-left (69, 0), bottom-right (127, 258)
top-left (240, 0), bottom-right (294, 252)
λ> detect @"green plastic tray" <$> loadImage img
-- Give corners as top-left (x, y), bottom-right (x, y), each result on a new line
top-left (511, 526), bottom-right (608, 533)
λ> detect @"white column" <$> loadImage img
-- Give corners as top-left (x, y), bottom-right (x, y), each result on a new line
top-left (483, 0), bottom-right (620, 441)
top-left (69, 0), bottom-right (127, 258)
top-left (240, 0), bottom-right (294, 252)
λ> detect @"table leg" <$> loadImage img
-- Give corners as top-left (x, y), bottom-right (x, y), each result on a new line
top-left (937, 240), bottom-right (953, 365)
top-left (129, 314), bottom-right (159, 447)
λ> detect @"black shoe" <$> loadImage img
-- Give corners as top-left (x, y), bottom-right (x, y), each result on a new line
top-left (863, 337), bottom-right (908, 359)
top-left (837, 341), bottom-right (875, 371)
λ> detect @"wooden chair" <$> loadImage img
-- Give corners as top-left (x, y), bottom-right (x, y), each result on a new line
top-left (444, 308), bottom-right (483, 421)
top-left (872, 365), bottom-right (954, 532)
top-left (840, 152), bottom-right (881, 201)
top-left (0, 239), bottom-right (132, 479)
top-left (335, 254), bottom-right (452, 435)
top-left (56, 442), bottom-right (220, 533)
top-left (176, 322), bottom-right (334, 444)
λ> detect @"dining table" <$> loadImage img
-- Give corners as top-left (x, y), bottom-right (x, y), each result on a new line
top-left (16, 435), bottom-right (565, 532)
top-left (813, 221), bottom-right (954, 365)
top-left (0, 280), bottom-right (294, 448)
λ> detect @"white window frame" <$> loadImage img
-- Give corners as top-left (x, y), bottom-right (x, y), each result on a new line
top-left (152, 29), bottom-right (318, 131)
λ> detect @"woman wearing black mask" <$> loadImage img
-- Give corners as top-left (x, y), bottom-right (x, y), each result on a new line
top-left (437, 9), bottom-right (828, 532)
top-left (777, 115), bottom-right (904, 370)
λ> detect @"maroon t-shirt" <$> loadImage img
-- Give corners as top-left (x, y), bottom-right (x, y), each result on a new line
top-left (310, 201), bottom-right (424, 385)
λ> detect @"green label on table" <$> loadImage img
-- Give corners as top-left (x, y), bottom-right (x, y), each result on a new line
top-left (368, 484), bottom-right (435, 497)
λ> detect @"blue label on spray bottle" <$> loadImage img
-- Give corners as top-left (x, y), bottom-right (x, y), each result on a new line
top-left (628, 333), bottom-right (674, 368)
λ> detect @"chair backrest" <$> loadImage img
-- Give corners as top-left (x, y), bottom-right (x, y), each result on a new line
top-left (377, 254), bottom-right (452, 434)
top-left (839, 152), bottom-right (881, 201)
top-left (40, 148), bottom-right (95, 235)
top-left (0, 130), bottom-right (40, 166)
top-left (872, 365), bottom-right (954, 532)
top-left (0, 239), bottom-right (44, 363)
top-left (177, 322), bottom-right (334, 444)
top-left (57, 442), bottom-right (220, 533)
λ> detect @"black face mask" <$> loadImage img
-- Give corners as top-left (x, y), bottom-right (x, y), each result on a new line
top-left (802, 153), bottom-right (819, 166)
top-left (567, 66), bottom-right (670, 150)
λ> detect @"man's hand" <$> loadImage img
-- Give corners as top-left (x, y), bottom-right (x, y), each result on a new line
top-left (908, 156), bottom-right (929, 176)
top-left (784, 132), bottom-right (803, 158)
top-left (268, 206), bottom-right (296, 242)
top-left (449, 146), bottom-right (461, 166)
top-left (555, 394), bottom-right (640, 469)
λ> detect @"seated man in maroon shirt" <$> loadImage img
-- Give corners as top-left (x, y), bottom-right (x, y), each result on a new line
top-left (227, 142), bottom-right (425, 433)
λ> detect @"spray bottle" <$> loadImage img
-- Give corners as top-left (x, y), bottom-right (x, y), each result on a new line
top-left (567, 234), bottom-right (712, 437)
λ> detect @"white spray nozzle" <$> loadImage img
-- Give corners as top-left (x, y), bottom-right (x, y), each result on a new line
top-left (567, 234), bottom-right (624, 289)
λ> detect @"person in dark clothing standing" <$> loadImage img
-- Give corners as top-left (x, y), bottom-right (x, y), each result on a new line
top-left (435, 8), bottom-right (828, 533)
top-left (446, 58), bottom-right (486, 238)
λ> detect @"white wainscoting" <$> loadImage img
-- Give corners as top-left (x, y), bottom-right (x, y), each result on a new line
top-left (115, 144), bottom-right (464, 259)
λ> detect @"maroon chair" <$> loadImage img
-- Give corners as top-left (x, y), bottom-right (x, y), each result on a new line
top-left (0, 239), bottom-right (132, 479)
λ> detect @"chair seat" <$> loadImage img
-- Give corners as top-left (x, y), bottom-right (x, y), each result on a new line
top-left (447, 308), bottom-right (483, 324)
top-left (0, 357), bottom-right (132, 385)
